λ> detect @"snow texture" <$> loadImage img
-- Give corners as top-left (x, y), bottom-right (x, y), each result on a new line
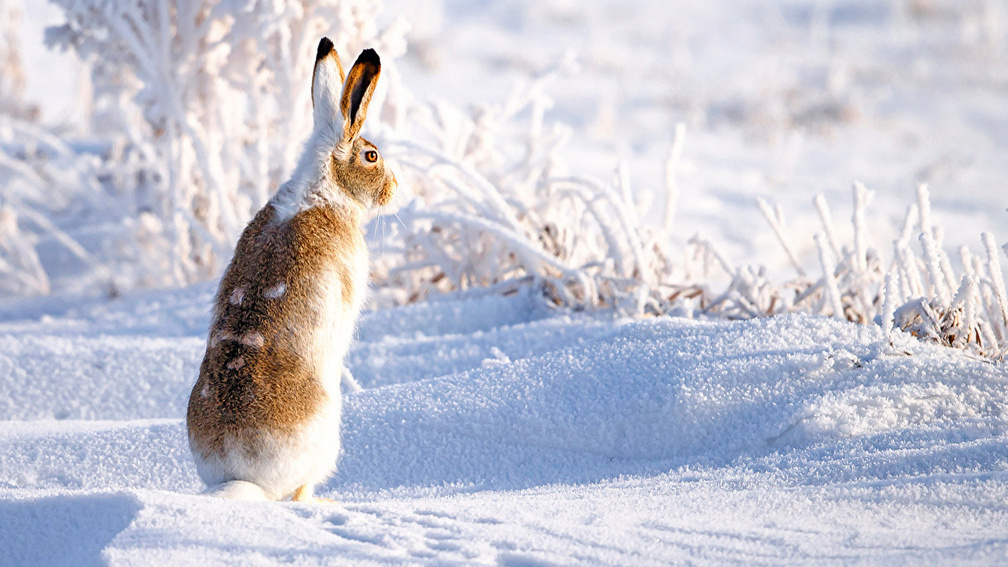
top-left (2, 286), bottom-right (1008, 564)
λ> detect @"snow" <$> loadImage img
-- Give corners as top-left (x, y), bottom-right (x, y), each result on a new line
top-left (5, 0), bottom-right (1008, 564)
top-left (2, 285), bottom-right (1008, 564)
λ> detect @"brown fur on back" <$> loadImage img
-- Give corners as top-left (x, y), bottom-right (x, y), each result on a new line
top-left (187, 203), bottom-right (364, 459)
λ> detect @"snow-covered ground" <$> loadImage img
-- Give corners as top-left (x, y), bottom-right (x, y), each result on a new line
top-left (3, 287), bottom-right (1008, 565)
top-left (5, 0), bottom-right (1008, 564)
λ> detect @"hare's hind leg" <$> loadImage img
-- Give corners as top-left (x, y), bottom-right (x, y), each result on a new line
top-left (290, 484), bottom-right (337, 504)
top-left (291, 484), bottom-right (313, 501)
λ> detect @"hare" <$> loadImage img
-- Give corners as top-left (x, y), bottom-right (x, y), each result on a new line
top-left (186, 38), bottom-right (396, 502)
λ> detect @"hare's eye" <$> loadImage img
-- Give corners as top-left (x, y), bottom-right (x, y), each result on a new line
top-left (364, 150), bottom-right (378, 163)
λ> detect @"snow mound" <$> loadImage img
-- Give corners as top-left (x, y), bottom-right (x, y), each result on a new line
top-left (337, 312), bottom-right (1008, 491)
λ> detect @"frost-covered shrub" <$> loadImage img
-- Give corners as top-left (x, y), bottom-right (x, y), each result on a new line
top-left (44, 0), bottom-right (408, 284)
top-left (0, 0), bottom-right (109, 296)
top-left (0, 113), bottom-right (119, 296)
top-left (370, 57), bottom-right (685, 317)
top-left (369, 61), bottom-right (1008, 358)
top-left (744, 184), bottom-right (1008, 360)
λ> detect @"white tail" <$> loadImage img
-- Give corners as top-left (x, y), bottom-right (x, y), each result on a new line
top-left (203, 480), bottom-right (270, 501)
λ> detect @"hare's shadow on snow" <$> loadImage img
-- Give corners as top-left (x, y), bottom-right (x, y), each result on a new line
top-left (0, 492), bottom-right (141, 567)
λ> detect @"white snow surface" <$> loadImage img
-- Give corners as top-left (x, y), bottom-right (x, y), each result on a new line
top-left (2, 285), bottom-right (1008, 565)
top-left (6, 0), bottom-right (1008, 564)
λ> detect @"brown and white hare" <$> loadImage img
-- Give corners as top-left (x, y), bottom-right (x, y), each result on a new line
top-left (186, 38), bottom-right (396, 502)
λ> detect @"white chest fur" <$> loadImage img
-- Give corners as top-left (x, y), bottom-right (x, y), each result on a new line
top-left (311, 242), bottom-right (368, 394)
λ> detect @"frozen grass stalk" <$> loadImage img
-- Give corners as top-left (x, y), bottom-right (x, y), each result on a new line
top-left (663, 123), bottom-right (686, 234)
top-left (898, 204), bottom-right (919, 247)
top-left (815, 232), bottom-right (845, 319)
top-left (919, 231), bottom-right (950, 306)
top-left (758, 198), bottom-right (806, 278)
top-left (983, 232), bottom-right (1008, 330)
top-left (881, 269), bottom-right (900, 342)
top-left (852, 182), bottom-right (871, 273)
top-left (813, 195), bottom-right (841, 258)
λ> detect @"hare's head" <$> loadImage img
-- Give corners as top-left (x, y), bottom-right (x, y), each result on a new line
top-left (307, 38), bottom-right (396, 209)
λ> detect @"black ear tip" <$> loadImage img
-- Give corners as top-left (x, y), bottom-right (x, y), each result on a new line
top-left (316, 37), bottom-right (335, 61)
top-left (355, 48), bottom-right (381, 67)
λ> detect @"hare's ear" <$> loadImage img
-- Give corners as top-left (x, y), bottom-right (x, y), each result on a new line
top-left (340, 49), bottom-right (381, 143)
top-left (311, 37), bottom-right (346, 130)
